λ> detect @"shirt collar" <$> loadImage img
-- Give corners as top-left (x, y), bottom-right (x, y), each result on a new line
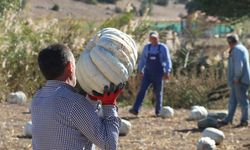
top-left (45, 80), bottom-right (75, 91)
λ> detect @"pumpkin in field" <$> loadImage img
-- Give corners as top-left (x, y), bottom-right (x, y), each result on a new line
top-left (197, 137), bottom-right (216, 150)
top-left (24, 121), bottom-right (32, 138)
top-left (159, 106), bottom-right (174, 118)
top-left (119, 119), bottom-right (132, 136)
top-left (76, 28), bottom-right (138, 94)
top-left (7, 91), bottom-right (27, 105)
top-left (189, 105), bottom-right (208, 121)
top-left (202, 128), bottom-right (225, 145)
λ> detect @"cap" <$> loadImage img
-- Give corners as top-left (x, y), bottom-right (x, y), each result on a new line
top-left (227, 33), bottom-right (239, 44)
top-left (149, 31), bottom-right (159, 38)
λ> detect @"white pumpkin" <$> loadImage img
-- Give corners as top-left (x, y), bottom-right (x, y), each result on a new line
top-left (119, 119), bottom-right (132, 136)
top-left (76, 28), bottom-right (138, 94)
top-left (7, 91), bottom-right (27, 105)
top-left (159, 106), bottom-right (174, 118)
top-left (202, 128), bottom-right (225, 145)
top-left (7, 92), bottom-right (18, 104)
top-left (197, 137), bottom-right (216, 150)
top-left (189, 106), bottom-right (208, 121)
top-left (24, 121), bottom-right (32, 138)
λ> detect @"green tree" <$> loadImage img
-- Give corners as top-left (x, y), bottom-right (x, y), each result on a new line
top-left (186, 0), bottom-right (250, 22)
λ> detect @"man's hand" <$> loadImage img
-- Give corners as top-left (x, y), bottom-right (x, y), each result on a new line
top-left (88, 83), bottom-right (125, 105)
top-left (163, 73), bottom-right (170, 80)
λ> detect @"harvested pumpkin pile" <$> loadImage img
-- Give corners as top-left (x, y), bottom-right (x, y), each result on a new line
top-left (1, 103), bottom-right (250, 150)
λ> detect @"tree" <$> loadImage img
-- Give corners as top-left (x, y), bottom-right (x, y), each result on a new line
top-left (186, 0), bottom-right (250, 22)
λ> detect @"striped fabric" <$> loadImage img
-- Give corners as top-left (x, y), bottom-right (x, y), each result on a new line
top-left (31, 80), bottom-right (121, 150)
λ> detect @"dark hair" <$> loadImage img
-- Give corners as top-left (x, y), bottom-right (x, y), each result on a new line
top-left (38, 44), bottom-right (72, 80)
top-left (227, 35), bottom-right (238, 44)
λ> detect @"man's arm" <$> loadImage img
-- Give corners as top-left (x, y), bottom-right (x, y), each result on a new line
top-left (70, 97), bottom-right (121, 150)
top-left (161, 44), bottom-right (172, 74)
top-left (232, 48), bottom-right (244, 83)
top-left (138, 45), bottom-right (148, 73)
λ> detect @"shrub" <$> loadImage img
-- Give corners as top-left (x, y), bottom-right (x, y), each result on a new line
top-left (100, 12), bottom-right (134, 29)
top-left (155, 0), bottom-right (169, 6)
top-left (85, 0), bottom-right (98, 4)
top-left (98, 0), bottom-right (119, 4)
top-left (0, 12), bottom-right (94, 98)
top-left (51, 4), bottom-right (60, 11)
top-left (0, 0), bottom-right (20, 15)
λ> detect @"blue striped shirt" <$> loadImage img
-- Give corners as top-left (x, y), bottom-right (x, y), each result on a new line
top-left (31, 80), bottom-right (121, 150)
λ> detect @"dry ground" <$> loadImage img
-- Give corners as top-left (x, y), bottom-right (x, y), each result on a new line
top-left (0, 103), bottom-right (250, 150)
top-left (25, 0), bottom-right (186, 21)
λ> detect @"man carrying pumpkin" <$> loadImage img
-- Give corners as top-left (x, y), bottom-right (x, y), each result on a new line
top-left (31, 44), bottom-right (123, 150)
top-left (129, 31), bottom-right (172, 116)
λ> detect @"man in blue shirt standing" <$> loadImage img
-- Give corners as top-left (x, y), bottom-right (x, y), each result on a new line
top-left (219, 34), bottom-right (250, 127)
top-left (129, 31), bottom-right (172, 116)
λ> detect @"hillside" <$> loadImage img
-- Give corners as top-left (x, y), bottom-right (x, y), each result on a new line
top-left (26, 0), bottom-right (186, 21)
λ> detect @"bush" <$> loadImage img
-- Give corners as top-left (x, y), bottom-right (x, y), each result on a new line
top-left (114, 6), bottom-right (123, 14)
top-left (155, 0), bottom-right (169, 6)
top-left (100, 12), bottom-right (134, 29)
top-left (98, 0), bottom-right (119, 4)
top-left (0, 0), bottom-right (20, 15)
top-left (51, 4), bottom-right (60, 11)
top-left (85, 0), bottom-right (98, 4)
top-left (0, 12), bottom-right (94, 98)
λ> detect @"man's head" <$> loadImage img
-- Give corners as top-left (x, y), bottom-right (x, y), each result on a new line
top-left (227, 34), bottom-right (239, 49)
top-left (38, 44), bottom-right (76, 87)
top-left (149, 31), bottom-right (159, 46)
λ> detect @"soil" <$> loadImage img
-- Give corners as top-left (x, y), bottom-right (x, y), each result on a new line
top-left (25, 0), bottom-right (186, 22)
top-left (0, 103), bottom-right (250, 150)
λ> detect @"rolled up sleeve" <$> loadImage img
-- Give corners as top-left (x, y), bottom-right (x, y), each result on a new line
top-left (138, 45), bottom-right (148, 73)
top-left (232, 49), bottom-right (244, 81)
top-left (161, 45), bottom-right (172, 73)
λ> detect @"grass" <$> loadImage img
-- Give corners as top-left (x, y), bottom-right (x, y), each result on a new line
top-left (0, 11), bottom-right (96, 101)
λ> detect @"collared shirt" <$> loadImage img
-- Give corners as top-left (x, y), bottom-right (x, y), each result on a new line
top-left (31, 80), bottom-right (121, 150)
top-left (227, 43), bottom-right (250, 86)
top-left (138, 43), bottom-right (172, 73)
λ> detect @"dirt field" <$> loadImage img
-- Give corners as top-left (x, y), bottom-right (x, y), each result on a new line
top-left (25, 0), bottom-right (186, 21)
top-left (0, 103), bottom-right (250, 150)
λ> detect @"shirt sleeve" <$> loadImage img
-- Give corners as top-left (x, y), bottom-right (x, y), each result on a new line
top-left (232, 48), bottom-right (244, 81)
top-left (138, 45), bottom-right (148, 73)
top-left (161, 44), bottom-right (172, 73)
top-left (70, 98), bottom-right (121, 150)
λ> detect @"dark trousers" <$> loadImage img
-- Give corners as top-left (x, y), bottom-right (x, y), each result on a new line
top-left (132, 73), bottom-right (163, 115)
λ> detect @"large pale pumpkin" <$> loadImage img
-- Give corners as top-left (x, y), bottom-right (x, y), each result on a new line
top-left (76, 28), bottom-right (138, 94)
